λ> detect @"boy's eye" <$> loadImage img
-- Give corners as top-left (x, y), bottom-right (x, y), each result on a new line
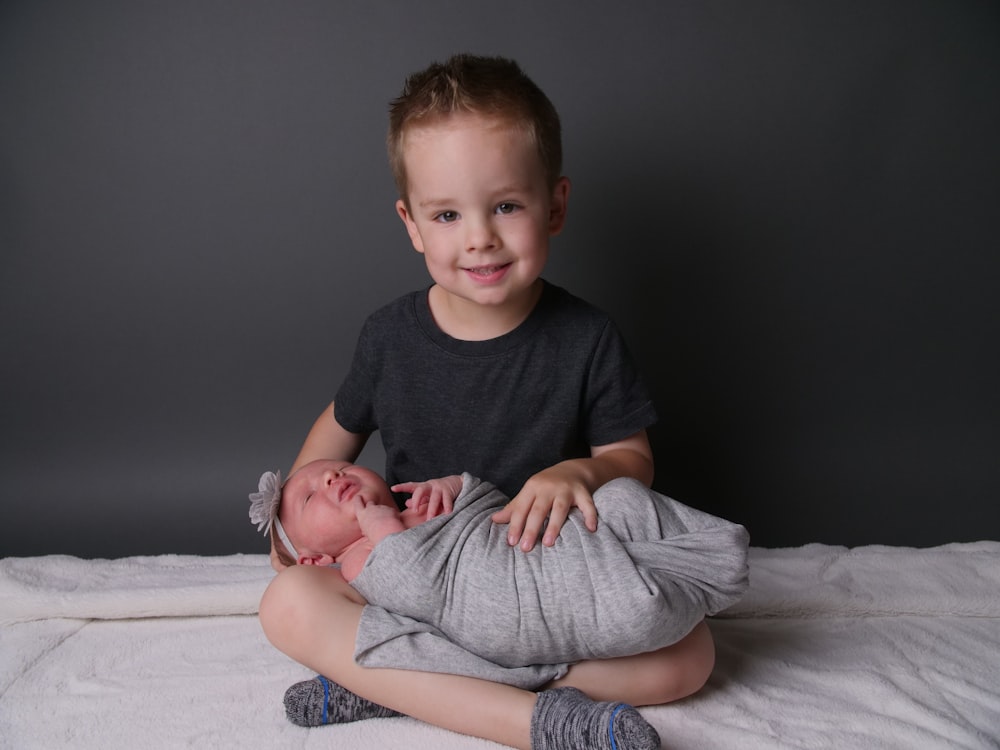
top-left (495, 202), bottom-right (518, 215)
top-left (434, 210), bottom-right (459, 223)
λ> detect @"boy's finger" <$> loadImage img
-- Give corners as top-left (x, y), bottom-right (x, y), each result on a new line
top-left (578, 495), bottom-right (599, 533)
top-left (541, 498), bottom-right (572, 547)
top-left (493, 496), bottom-right (527, 547)
top-left (518, 502), bottom-right (551, 552)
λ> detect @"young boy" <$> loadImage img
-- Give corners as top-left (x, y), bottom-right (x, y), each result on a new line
top-left (280, 53), bottom-right (658, 566)
top-left (251, 460), bottom-right (747, 686)
top-left (261, 55), bottom-right (692, 749)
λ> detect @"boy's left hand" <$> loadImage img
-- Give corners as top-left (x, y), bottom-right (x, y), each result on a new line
top-left (491, 465), bottom-right (599, 552)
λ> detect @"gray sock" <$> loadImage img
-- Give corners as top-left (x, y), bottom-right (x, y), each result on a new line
top-left (283, 675), bottom-right (403, 727)
top-left (530, 687), bottom-right (661, 750)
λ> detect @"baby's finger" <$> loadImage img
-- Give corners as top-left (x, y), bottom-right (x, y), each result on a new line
top-left (425, 488), bottom-right (442, 519)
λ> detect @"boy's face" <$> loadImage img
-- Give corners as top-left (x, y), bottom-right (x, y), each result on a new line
top-left (278, 460), bottom-right (394, 564)
top-left (396, 113), bottom-right (569, 330)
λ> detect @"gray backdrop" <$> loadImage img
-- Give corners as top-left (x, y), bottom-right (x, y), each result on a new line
top-left (2, 0), bottom-right (998, 558)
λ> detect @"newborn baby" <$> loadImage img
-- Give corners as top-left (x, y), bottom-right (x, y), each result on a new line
top-left (251, 459), bottom-right (749, 686)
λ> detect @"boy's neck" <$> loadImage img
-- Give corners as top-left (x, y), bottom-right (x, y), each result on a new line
top-left (427, 280), bottom-right (544, 341)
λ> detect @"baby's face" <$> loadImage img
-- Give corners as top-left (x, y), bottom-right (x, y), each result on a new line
top-left (278, 460), bottom-right (394, 560)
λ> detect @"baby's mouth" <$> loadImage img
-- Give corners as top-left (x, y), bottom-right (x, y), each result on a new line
top-left (334, 479), bottom-right (358, 503)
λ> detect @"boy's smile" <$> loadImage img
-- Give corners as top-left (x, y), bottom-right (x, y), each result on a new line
top-left (396, 112), bottom-right (569, 340)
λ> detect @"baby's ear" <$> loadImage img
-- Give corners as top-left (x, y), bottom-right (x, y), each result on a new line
top-left (298, 553), bottom-right (336, 567)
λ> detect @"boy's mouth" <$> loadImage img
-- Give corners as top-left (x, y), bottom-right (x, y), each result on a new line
top-left (464, 262), bottom-right (511, 280)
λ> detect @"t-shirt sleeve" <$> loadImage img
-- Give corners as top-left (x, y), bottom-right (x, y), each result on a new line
top-left (583, 320), bottom-right (658, 446)
top-left (333, 319), bottom-right (379, 434)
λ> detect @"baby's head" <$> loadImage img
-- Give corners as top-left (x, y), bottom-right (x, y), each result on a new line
top-left (387, 53), bottom-right (563, 204)
top-left (248, 460), bottom-right (395, 567)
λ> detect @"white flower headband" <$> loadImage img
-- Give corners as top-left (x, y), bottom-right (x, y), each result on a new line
top-left (248, 470), bottom-right (299, 561)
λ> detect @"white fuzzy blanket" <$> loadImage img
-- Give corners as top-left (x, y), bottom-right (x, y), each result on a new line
top-left (2, 543), bottom-right (999, 749)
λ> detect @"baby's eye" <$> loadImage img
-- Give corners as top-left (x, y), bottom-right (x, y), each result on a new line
top-left (434, 210), bottom-right (459, 223)
top-left (495, 202), bottom-right (519, 215)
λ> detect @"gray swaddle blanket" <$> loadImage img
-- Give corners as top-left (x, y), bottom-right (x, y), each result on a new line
top-left (352, 475), bottom-right (749, 689)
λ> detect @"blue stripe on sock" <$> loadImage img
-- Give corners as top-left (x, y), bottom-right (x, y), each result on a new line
top-left (318, 675), bottom-right (331, 725)
top-left (608, 703), bottom-right (627, 750)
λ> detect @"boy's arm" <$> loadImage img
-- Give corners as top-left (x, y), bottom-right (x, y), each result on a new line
top-left (270, 401), bottom-right (371, 572)
top-left (290, 400), bottom-right (370, 474)
top-left (491, 429), bottom-right (654, 551)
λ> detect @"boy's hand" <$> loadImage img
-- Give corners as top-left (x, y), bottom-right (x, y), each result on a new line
top-left (393, 475), bottom-right (464, 520)
top-left (491, 465), bottom-right (599, 552)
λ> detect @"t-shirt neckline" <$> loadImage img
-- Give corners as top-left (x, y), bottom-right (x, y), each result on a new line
top-left (412, 280), bottom-right (553, 357)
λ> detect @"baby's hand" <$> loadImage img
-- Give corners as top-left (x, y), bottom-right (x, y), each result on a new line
top-left (392, 475), bottom-right (464, 520)
top-left (491, 467), bottom-right (598, 552)
top-left (353, 498), bottom-right (404, 545)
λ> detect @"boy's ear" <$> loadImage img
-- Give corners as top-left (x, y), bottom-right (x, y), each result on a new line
top-left (396, 199), bottom-right (425, 254)
top-left (548, 177), bottom-right (570, 235)
top-left (298, 552), bottom-right (336, 567)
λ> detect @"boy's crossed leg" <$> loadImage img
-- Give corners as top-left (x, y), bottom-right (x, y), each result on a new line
top-left (260, 565), bottom-right (709, 749)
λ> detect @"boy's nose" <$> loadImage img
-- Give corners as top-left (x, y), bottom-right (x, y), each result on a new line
top-left (465, 218), bottom-right (498, 252)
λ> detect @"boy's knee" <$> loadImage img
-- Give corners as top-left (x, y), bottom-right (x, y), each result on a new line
top-left (640, 620), bottom-right (716, 705)
top-left (258, 565), bottom-right (362, 649)
top-left (258, 565), bottom-right (321, 647)
top-left (664, 620), bottom-right (715, 701)
top-left (258, 568), bottom-right (295, 646)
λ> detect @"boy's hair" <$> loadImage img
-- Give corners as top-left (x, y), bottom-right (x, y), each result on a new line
top-left (387, 54), bottom-right (563, 201)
